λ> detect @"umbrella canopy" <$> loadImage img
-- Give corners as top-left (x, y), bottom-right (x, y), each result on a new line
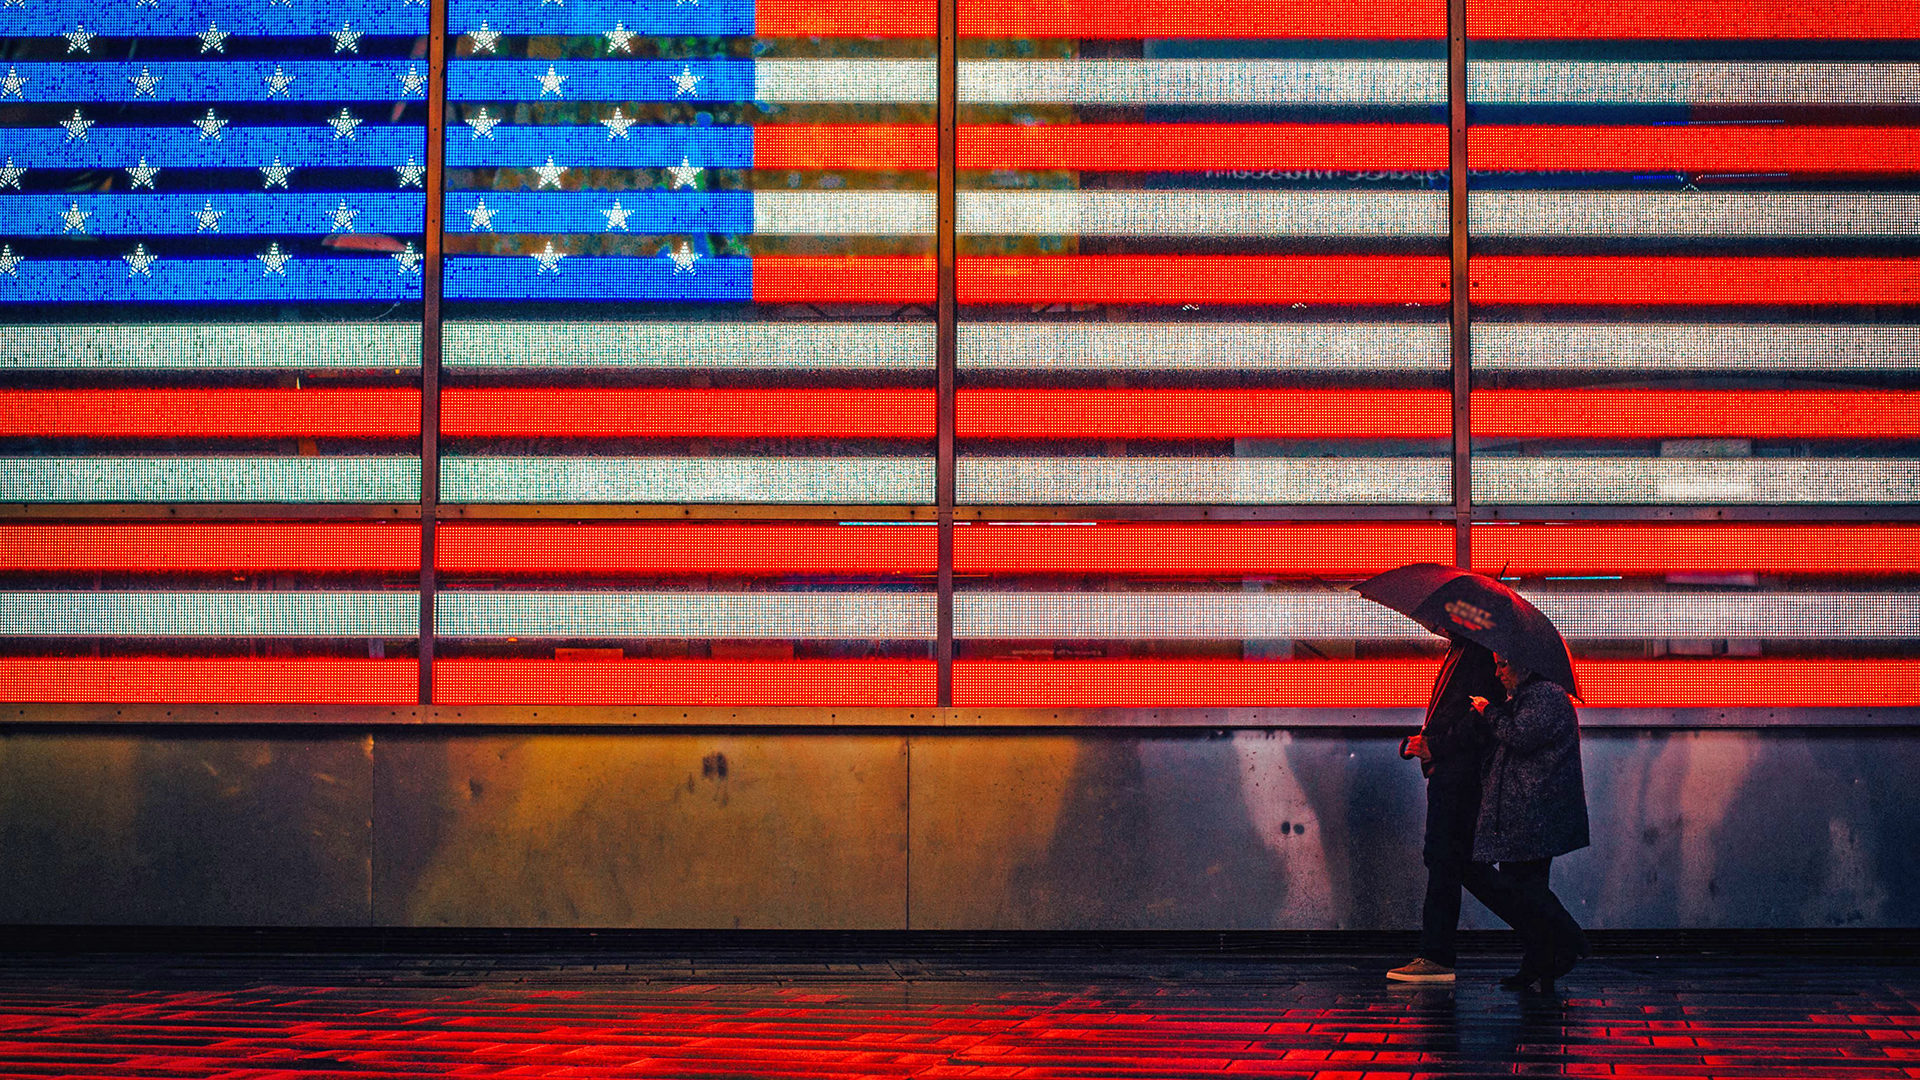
top-left (1353, 563), bottom-right (1580, 699)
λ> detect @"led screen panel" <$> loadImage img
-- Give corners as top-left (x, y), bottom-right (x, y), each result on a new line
top-left (0, 1), bottom-right (427, 703)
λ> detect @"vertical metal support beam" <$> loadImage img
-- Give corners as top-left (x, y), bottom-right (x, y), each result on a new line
top-left (419, 0), bottom-right (448, 705)
top-left (1448, 0), bottom-right (1471, 569)
top-left (936, 0), bottom-right (957, 707)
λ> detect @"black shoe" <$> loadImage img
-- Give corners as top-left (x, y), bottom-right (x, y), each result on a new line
top-left (1550, 932), bottom-right (1590, 980)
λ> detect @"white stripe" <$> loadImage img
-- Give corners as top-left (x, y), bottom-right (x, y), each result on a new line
top-left (440, 592), bottom-right (934, 639)
top-left (1473, 323), bottom-right (1920, 372)
top-left (442, 321), bottom-right (934, 370)
top-left (0, 592), bottom-right (418, 637)
top-left (1472, 191), bottom-right (1920, 237)
top-left (1473, 458), bottom-right (1920, 504)
top-left (956, 457), bottom-right (1451, 504)
top-left (442, 456), bottom-right (935, 504)
top-left (959, 191), bottom-right (1449, 237)
top-left (0, 457), bottom-right (420, 502)
top-left (754, 59), bottom-right (936, 103)
top-left (953, 591), bottom-right (1920, 639)
top-left (0, 323), bottom-right (420, 370)
top-left (753, 192), bottom-right (935, 234)
top-left (1469, 61), bottom-right (1920, 104)
top-left (959, 60), bottom-right (1447, 105)
top-left (957, 322), bottom-right (1449, 372)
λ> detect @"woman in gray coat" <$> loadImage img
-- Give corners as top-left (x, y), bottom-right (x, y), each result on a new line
top-left (1463, 653), bottom-right (1591, 992)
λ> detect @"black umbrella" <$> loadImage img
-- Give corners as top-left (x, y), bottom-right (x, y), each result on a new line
top-left (1353, 562), bottom-right (1580, 699)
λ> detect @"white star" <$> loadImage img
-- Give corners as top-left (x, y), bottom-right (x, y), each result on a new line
top-left (676, 0), bottom-right (699, 7)
top-left (466, 106), bottom-right (500, 139)
top-left (197, 21), bottom-right (229, 53)
top-left (127, 66), bottom-right (161, 97)
top-left (133, 0), bottom-right (156, 8)
top-left (59, 201), bottom-right (91, 233)
top-left (1, 67), bottom-right (26, 99)
top-left (257, 242), bottom-right (292, 276)
top-left (394, 157), bottom-right (425, 188)
top-left (60, 110), bottom-right (93, 142)
top-left (666, 155), bottom-right (702, 190)
top-left (331, 21), bottom-right (361, 53)
top-left (605, 22), bottom-right (633, 51)
top-left (125, 157), bottom-right (158, 189)
top-left (540, 0), bottom-right (562, 7)
top-left (670, 65), bottom-right (704, 97)
top-left (531, 241), bottom-right (566, 273)
top-left (398, 65), bottom-right (426, 96)
top-left (0, 158), bottom-right (23, 189)
top-left (668, 242), bottom-right (699, 273)
top-left (536, 64), bottom-right (568, 97)
top-left (468, 21), bottom-right (499, 53)
top-left (601, 200), bottom-right (632, 230)
top-left (123, 244), bottom-right (158, 277)
top-left (262, 65), bottom-right (295, 97)
top-left (191, 200), bottom-right (223, 232)
top-left (269, 0), bottom-right (291, 6)
top-left (600, 107), bottom-right (635, 140)
top-left (192, 108), bottom-right (228, 140)
top-left (328, 108), bottom-right (362, 139)
top-left (1, 0), bottom-right (20, 8)
top-left (260, 157), bottom-right (294, 189)
top-left (0, 245), bottom-right (20, 278)
top-left (532, 156), bottom-right (567, 189)
top-left (64, 25), bottom-right (95, 54)
top-left (391, 242), bottom-right (423, 274)
top-left (465, 198), bottom-right (496, 230)
top-left (327, 199), bottom-right (358, 233)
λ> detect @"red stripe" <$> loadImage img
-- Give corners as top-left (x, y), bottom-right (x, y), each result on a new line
top-left (958, 0), bottom-right (1445, 38)
top-left (1470, 0), bottom-right (1920, 39)
top-left (1471, 523), bottom-right (1920, 577)
top-left (753, 126), bottom-right (936, 170)
top-left (438, 523), bottom-right (938, 575)
top-left (0, 524), bottom-right (420, 573)
top-left (755, 0), bottom-right (934, 35)
top-left (1471, 257), bottom-right (1920, 306)
top-left (1474, 390), bottom-right (1920, 440)
top-left (961, 124), bottom-right (1448, 172)
top-left (753, 256), bottom-right (937, 303)
top-left (433, 659), bottom-right (937, 706)
top-left (441, 389), bottom-right (936, 439)
top-left (952, 659), bottom-right (1920, 708)
top-left (958, 256), bottom-right (1451, 305)
top-left (958, 389), bottom-right (1451, 440)
top-left (0, 658), bottom-right (416, 705)
top-left (0, 389), bottom-right (419, 439)
top-left (1469, 126), bottom-right (1920, 174)
top-left (955, 523), bottom-right (1453, 576)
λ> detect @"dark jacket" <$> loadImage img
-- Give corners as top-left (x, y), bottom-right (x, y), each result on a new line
top-left (1472, 675), bottom-right (1590, 864)
top-left (1421, 640), bottom-right (1503, 868)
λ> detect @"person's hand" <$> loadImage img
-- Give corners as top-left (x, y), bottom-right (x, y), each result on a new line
top-left (1469, 695), bottom-right (1489, 714)
top-left (1403, 734), bottom-right (1431, 763)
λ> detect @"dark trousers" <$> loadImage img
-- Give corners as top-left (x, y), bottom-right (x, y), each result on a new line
top-left (1416, 767), bottom-right (1479, 968)
top-left (1459, 858), bottom-right (1587, 975)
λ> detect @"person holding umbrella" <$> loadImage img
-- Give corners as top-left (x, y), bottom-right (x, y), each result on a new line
top-left (1354, 564), bottom-right (1591, 992)
top-left (1385, 633), bottom-right (1506, 985)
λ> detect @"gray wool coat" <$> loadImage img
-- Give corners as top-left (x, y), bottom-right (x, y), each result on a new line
top-left (1473, 675), bottom-right (1590, 864)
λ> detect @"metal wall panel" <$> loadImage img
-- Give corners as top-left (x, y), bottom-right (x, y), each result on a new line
top-left (907, 730), bottom-right (1920, 930)
top-left (371, 733), bottom-right (909, 928)
top-left (0, 733), bottom-right (373, 925)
